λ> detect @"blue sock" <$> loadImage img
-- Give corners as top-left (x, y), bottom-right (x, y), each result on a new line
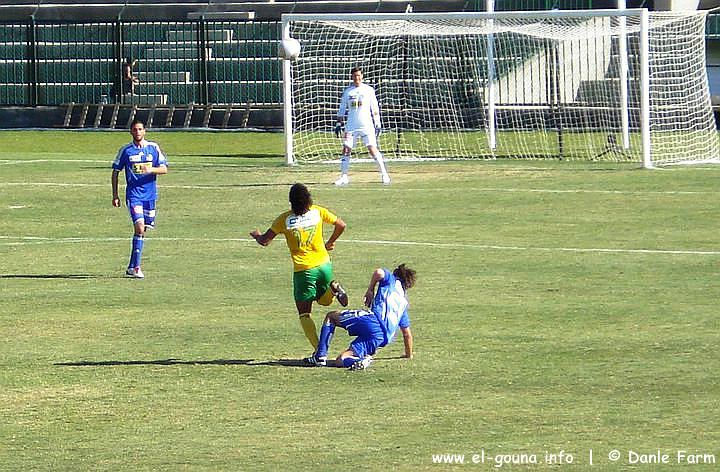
top-left (340, 155), bottom-right (350, 175)
top-left (342, 356), bottom-right (359, 368)
top-left (316, 322), bottom-right (335, 358)
top-left (129, 235), bottom-right (144, 268)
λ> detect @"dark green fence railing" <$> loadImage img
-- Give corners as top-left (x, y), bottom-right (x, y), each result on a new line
top-left (468, 0), bottom-right (626, 10)
top-left (0, 20), bottom-right (281, 106)
top-left (0, 10), bottom-right (717, 107)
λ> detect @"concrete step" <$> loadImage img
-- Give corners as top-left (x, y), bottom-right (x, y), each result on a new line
top-left (144, 47), bottom-right (212, 60)
top-left (166, 29), bottom-right (234, 43)
top-left (136, 71), bottom-right (192, 84)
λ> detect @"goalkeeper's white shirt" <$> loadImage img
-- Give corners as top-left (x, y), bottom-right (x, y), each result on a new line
top-left (337, 83), bottom-right (380, 132)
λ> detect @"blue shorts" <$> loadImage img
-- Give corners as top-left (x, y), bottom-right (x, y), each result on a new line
top-left (127, 199), bottom-right (156, 226)
top-left (338, 309), bottom-right (384, 358)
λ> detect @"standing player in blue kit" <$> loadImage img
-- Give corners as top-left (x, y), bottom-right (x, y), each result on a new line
top-left (111, 119), bottom-right (168, 279)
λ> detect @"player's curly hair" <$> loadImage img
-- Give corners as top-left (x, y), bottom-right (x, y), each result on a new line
top-left (393, 263), bottom-right (417, 290)
top-left (289, 183), bottom-right (312, 215)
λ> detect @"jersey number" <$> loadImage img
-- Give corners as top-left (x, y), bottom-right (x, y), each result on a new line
top-left (292, 226), bottom-right (316, 249)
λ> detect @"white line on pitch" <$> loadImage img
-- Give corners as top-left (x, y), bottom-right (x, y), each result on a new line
top-left (0, 159), bottom-right (110, 165)
top-left (1, 182), bottom-right (106, 187)
top-left (0, 156), bottom-right (263, 165)
top-left (2, 181), bottom-right (717, 195)
top-left (1, 235), bottom-right (718, 255)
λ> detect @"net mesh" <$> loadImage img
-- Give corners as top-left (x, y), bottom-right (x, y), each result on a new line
top-left (286, 11), bottom-right (719, 165)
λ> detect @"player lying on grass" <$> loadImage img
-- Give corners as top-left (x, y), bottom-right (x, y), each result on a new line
top-left (305, 264), bottom-right (416, 370)
top-left (250, 183), bottom-right (348, 350)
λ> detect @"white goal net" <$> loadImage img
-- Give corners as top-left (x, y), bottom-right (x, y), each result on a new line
top-left (282, 10), bottom-right (719, 167)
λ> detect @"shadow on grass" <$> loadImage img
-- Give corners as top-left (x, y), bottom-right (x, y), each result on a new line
top-left (0, 274), bottom-right (102, 279)
top-left (55, 356), bottom-right (407, 368)
top-left (55, 358), bottom-right (323, 368)
top-left (55, 359), bottom-right (258, 367)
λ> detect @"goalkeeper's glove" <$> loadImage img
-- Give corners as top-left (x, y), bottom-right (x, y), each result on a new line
top-left (375, 126), bottom-right (382, 138)
top-left (334, 121), bottom-right (344, 138)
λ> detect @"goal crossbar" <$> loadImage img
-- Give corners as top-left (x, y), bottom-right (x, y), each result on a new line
top-left (282, 9), bottom-right (648, 23)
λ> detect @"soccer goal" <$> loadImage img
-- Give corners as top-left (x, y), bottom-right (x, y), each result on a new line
top-left (281, 9), bottom-right (719, 167)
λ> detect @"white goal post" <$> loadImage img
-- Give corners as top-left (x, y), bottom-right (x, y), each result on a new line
top-left (282, 9), bottom-right (719, 167)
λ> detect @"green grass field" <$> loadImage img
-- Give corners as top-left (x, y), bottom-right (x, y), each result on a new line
top-left (1, 130), bottom-right (718, 471)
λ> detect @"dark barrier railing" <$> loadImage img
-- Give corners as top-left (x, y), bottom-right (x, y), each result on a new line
top-left (471, 0), bottom-right (623, 10)
top-left (0, 19), bottom-right (281, 106)
top-left (0, 10), bottom-right (716, 108)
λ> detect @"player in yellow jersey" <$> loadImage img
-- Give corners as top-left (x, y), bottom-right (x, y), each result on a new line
top-left (250, 183), bottom-right (348, 350)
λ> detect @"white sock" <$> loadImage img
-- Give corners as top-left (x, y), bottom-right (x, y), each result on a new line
top-left (374, 152), bottom-right (388, 178)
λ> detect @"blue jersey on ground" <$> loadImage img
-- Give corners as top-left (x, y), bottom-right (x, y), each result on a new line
top-left (371, 268), bottom-right (410, 347)
top-left (315, 268), bottom-right (412, 359)
top-left (112, 140), bottom-right (167, 201)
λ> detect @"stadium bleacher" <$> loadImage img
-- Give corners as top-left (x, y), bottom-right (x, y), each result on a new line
top-left (0, 0), bottom-right (470, 21)
top-left (0, 0), bottom-right (473, 127)
top-left (0, 0), bottom-right (718, 128)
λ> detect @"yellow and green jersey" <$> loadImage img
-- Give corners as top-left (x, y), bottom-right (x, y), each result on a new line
top-left (271, 205), bottom-right (338, 271)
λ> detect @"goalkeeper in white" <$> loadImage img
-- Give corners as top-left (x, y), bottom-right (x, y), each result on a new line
top-left (334, 67), bottom-right (390, 186)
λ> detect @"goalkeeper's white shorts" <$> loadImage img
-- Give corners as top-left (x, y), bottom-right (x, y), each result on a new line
top-left (343, 127), bottom-right (377, 150)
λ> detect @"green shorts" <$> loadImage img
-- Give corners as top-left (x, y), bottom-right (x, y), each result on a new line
top-left (293, 262), bottom-right (333, 303)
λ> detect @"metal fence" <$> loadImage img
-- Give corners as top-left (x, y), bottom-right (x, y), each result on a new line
top-left (1, 9), bottom-right (718, 108)
top-left (473, 0), bottom-right (635, 9)
top-left (0, 19), bottom-right (281, 106)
